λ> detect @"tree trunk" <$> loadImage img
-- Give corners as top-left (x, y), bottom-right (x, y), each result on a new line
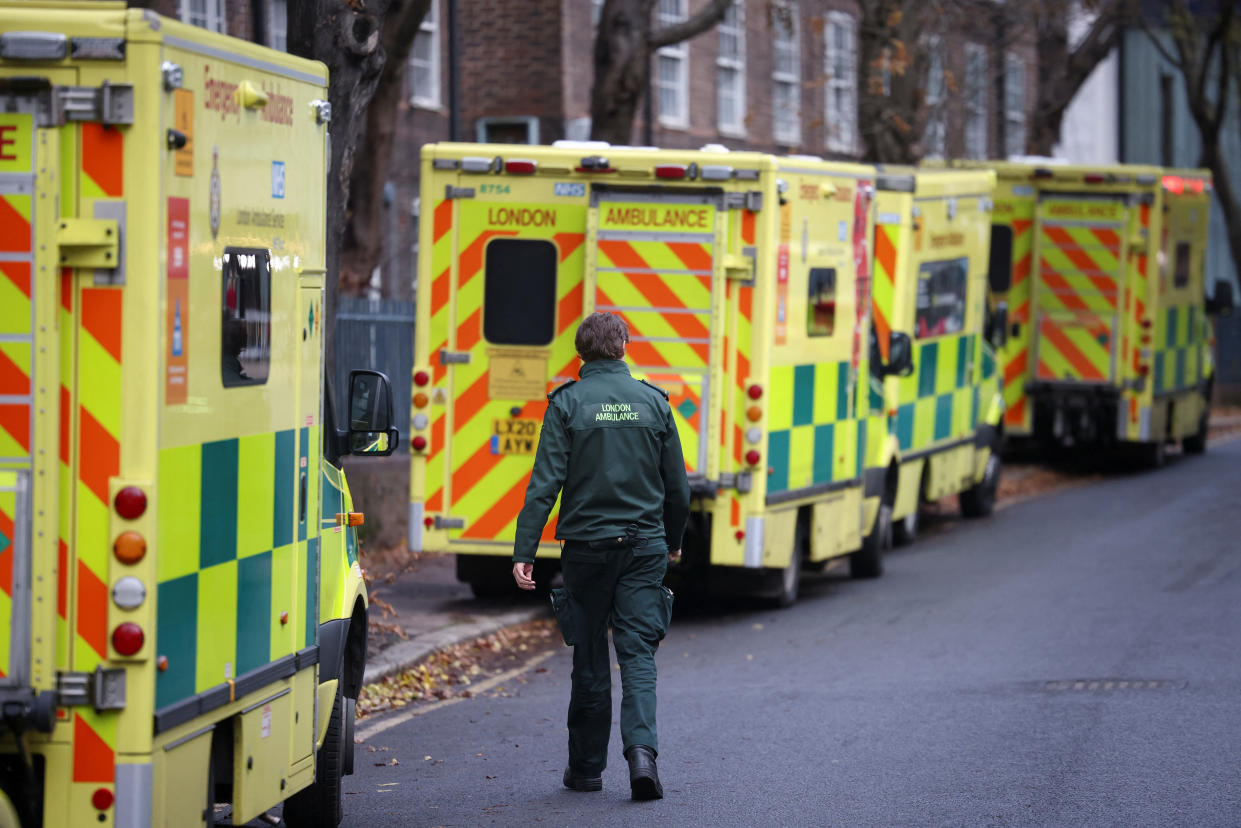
top-left (341, 0), bottom-right (432, 297)
top-left (590, 0), bottom-right (731, 145)
top-left (288, 0), bottom-right (393, 407)
top-left (857, 1), bottom-right (930, 164)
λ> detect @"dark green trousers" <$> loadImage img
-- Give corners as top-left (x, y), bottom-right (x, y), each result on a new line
top-left (560, 542), bottom-right (671, 775)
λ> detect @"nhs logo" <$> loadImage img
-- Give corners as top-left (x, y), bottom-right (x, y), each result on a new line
top-left (554, 182), bottom-right (585, 197)
top-left (271, 161), bottom-right (286, 199)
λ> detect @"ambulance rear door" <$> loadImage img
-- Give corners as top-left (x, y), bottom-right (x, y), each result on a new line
top-left (1031, 195), bottom-right (1130, 386)
top-left (586, 186), bottom-right (727, 489)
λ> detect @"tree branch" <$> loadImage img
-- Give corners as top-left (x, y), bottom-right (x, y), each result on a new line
top-left (648, 0), bottom-right (732, 50)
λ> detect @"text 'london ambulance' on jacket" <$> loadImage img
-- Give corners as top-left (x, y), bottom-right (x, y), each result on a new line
top-left (512, 360), bottom-right (691, 564)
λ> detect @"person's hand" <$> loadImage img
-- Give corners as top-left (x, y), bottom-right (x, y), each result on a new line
top-left (513, 562), bottom-right (535, 590)
top-left (668, 549), bottom-right (682, 564)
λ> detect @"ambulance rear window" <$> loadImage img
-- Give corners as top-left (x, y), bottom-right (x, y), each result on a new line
top-left (483, 238), bottom-right (557, 346)
top-left (915, 258), bottom-right (968, 339)
top-left (221, 248), bottom-right (271, 387)
top-left (807, 267), bottom-right (836, 337)
top-left (988, 226), bottom-right (1013, 294)
top-left (1173, 241), bottom-right (1191, 288)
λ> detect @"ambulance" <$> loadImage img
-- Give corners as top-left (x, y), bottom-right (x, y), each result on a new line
top-left (869, 167), bottom-right (1006, 545)
top-left (408, 142), bottom-right (1001, 606)
top-left (0, 5), bottom-right (394, 826)
top-left (948, 161), bottom-right (1227, 464)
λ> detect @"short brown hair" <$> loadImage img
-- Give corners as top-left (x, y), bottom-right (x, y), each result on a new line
top-left (575, 312), bottom-right (629, 362)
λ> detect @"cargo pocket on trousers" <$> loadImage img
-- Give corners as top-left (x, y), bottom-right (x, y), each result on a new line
top-left (656, 586), bottom-right (674, 642)
top-left (550, 587), bottom-right (579, 646)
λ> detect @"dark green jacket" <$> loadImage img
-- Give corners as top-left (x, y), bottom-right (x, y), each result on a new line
top-left (512, 359), bottom-right (691, 564)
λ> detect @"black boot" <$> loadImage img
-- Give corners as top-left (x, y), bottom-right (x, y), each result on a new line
top-left (562, 767), bottom-right (602, 792)
top-left (625, 745), bottom-right (663, 800)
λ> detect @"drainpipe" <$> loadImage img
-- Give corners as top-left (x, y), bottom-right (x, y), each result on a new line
top-left (448, 0), bottom-right (461, 140)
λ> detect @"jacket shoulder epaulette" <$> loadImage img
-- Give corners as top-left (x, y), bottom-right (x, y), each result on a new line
top-left (638, 378), bottom-right (669, 400)
top-left (546, 379), bottom-right (577, 401)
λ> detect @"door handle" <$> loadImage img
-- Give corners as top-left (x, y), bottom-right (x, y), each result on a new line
top-left (299, 471), bottom-right (307, 524)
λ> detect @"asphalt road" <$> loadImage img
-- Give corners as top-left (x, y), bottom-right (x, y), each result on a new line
top-left (342, 438), bottom-right (1241, 827)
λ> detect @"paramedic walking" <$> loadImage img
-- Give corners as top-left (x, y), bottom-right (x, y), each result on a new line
top-left (512, 312), bottom-right (690, 801)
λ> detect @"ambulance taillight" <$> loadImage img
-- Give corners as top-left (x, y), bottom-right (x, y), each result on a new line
top-left (112, 622), bottom-right (144, 656)
top-left (114, 486), bottom-right (147, 520)
top-left (113, 531), bottom-right (146, 564)
top-left (505, 159), bottom-right (537, 175)
top-left (655, 164), bottom-right (687, 180)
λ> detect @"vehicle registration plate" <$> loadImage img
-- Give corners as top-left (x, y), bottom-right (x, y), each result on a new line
top-left (491, 418), bottom-right (539, 455)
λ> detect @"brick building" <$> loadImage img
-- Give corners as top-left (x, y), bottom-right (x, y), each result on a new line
top-left (193, 0), bottom-right (1037, 296)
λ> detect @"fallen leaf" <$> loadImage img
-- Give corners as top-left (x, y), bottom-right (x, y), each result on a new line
top-left (746, 654), bottom-right (754, 661)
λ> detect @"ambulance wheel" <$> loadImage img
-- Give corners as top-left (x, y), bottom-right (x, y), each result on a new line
top-left (469, 578), bottom-right (516, 599)
top-left (850, 503), bottom-right (890, 579)
top-left (1182, 410), bottom-right (1209, 454)
top-left (961, 452), bottom-right (1001, 518)
top-left (283, 687), bottom-right (346, 827)
top-left (1141, 440), bottom-right (1167, 469)
top-left (0, 787), bottom-right (23, 828)
top-left (768, 520), bottom-right (805, 608)
top-left (893, 509), bottom-right (919, 546)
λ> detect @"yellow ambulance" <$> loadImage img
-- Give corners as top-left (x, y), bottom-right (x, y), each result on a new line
top-left (0, 5), bottom-right (393, 826)
top-left (868, 168), bottom-right (1006, 545)
top-left (409, 143), bottom-right (1003, 605)
top-left (951, 161), bottom-right (1225, 464)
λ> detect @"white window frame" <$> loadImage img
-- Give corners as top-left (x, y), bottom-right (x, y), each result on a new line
top-left (268, 0), bottom-right (287, 52)
top-left (771, 1), bottom-right (801, 145)
top-left (964, 42), bottom-right (989, 159)
top-left (716, 0), bottom-right (746, 136)
top-left (824, 11), bottom-right (856, 154)
top-left (655, 0), bottom-right (690, 129)
top-left (1004, 51), bottom-right (1026, 158)
top-left (409, 0), bottom-right (441, 110)
top-left (591, 0), bottom-right (605, 27)
top-left (922, 36), bottom-right (946, 159)
top-left (180, 0), bottom-right (224, 33)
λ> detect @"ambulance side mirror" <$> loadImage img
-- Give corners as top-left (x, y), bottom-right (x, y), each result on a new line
top-left (345, 370), bottom-right (399, 457)
top-left (886, 332), bottom-right (914, 377)
top-left (1206, 281), bottom-right (1235, 317)
top-left (987, 302), bottom-right (1009, 348)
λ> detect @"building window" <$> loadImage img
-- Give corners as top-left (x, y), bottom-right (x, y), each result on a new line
top-left (824, 11), bottom-right (856, 154)
top-left (221, 249), bottom-right (272, 387)
top-left (410, 0), bottom-right (441, 109)
top-left (964, 43), bottom-right (989, 159)
top-left (1004, 52), bottom-right (1026, 157)
top-left (772, 1), bottom-right (800, 145)
top-left (483, 239), bottom-right (557, 346)
top-left (717, 0), bottom-right (746, 135)
top-left (922, 37), bottom-right (946, 158)
top-left (591, 0), bottom-right (605, 27)
top-left (268, 0), bottom-right (287, 51)
top-left (180, 0), bottom-right (223, 33)
top-left (656, 0), bottom-right (689, 128)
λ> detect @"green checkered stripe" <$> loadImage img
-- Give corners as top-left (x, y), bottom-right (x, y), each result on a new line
top-left (1153, 304), bottom-right (1203, 394)
top-left (892, 333), bottom-right (980, 452)
top-left (766, 361), bottom-right (864, 495)
top-left (155, 427), bottom-right (320, 711)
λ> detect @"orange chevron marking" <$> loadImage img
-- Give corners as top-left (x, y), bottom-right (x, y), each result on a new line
top-left (0, 348), bottom-right (29, 396)
top-left (78, 407), bottom-right (119, 505)
top-left (76, 559), bottom-right (108, 659)
top-left (736, 350), bottom-right (749, 387)
top-left (738, 284), bottom-right (752, 320)
top-left (1003, 349), bottom-right (1028, 386)
top-left (0, 508), bottom-right (12, 595)
top-left (1004, 396), bottom-right (1026, 426)
top-left (1040, 320), bottom-right (1105, 381)
top-left (1140, 203), bottom-right (1150, 228)
top-left (0, 199), bottom-right (30, 253)
top-left (427, 490), bottom-right (442, 512)
top-left (730, 497), bottom-right (740, 527)
top-left (872, 302), bottom-right (891, 361)
top-left (874, 226), bottom-right (896, 286)
top-left (59, 386), bottom-right (70, 464)
top-left (72, 715), bottom-right (114, 783)
top-left (0, 260), bottom-right (30, 297)
top-left (431, 268), bottom-right (451, 316)
top-left (452, 371), bottom-right (491, 435)
top-left (1012, 252), bottom-right (1031, 286)
top-left (0, 405), bottom-right (29, 453)
top-left (457, 310), bottom-right (480, 353)
top-left (554, 232), bottom-right (584, 262)
top-left (1039, 266), bottom-right (1092, 313)
top-left (557, 282), bottom-right (583, 335)
top-left (741, 210), bottom-right (755, 245)
top-left (1013, 299), bottom-right (1030, 323)
top-left (81, 122), bottom-right (123, 198)
top-left (458, 230), bottom-right (518, 290)
top-left (60, 268), bottom-right (72, 312)
top-left (1012, 219), bottom-right (1033, 237)
top-left (81, 288), bottom-right (122, 362)
top-left (432, 199), bottom-right (453, 244)
top-left (462, 470), bottom-right (532, 539)
top-left (666, 241), bottom-right (713, 273)
top-left (1091, 227), bottom-right (1121, 253)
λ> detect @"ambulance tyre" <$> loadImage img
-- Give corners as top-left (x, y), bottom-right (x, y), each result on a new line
top-left (893, 509), bottom-right (918, 546)
top-left (283, 687), bottom-right (346, 828)
top-left (1182, 409), bottom-right (1209, 455)
top-left (767, 519), bottom-right (805, 608)
top-left (961, 452), bottom-right (1001, 518)
top-left (850, 503), bottom-right (890, 579)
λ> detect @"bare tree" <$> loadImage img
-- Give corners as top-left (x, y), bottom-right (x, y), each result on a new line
top-left (340, 0), bottom-right (432, 297)
top-left (856, 1), bottom-right (939, 163)
top-left (1027, 0), bottom-right (1131, 156)
top-left (1143, 0), bottom-right (1241, 286)
top-left (590, 0), bottom-right (733, 144)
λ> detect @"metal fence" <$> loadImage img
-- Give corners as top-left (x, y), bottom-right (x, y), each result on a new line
top-left (335, 296), bottom-right (416, 452)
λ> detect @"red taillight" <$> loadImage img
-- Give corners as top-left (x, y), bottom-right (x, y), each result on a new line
top-left (734, 530), bottom-right (745, 541)
top-left (1188, 179), bottom-right (1205, 194)
top-left (92, 788), bottom-right (114, 811)
top-left (1162, 175), bottom-right (1184, 194)
top-left (1138, 365), bottom-right (1150, 376)
top-left (655, 164), bottom-right (687, 180)
top-left (505, 159), bottom-right (537, 175)
top-left (112, 623), bottom-right (144, 656)
top-left (423, 516), bottom-right (435, 529)
top-left (114, 487), bottom-right (147, 520)
top-left (414, 370), bottom-right (430, 387)
top-left (745, 449), bottom-right (761, 466)
top-left (1140, 319), bottom-right (1152, 329)
top-left (747, 384), bottom-right (762, 400)
top-left (1083, 173), bottom-right (1107, 184)
top-left (412, 435), bottom-right (427, 452)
